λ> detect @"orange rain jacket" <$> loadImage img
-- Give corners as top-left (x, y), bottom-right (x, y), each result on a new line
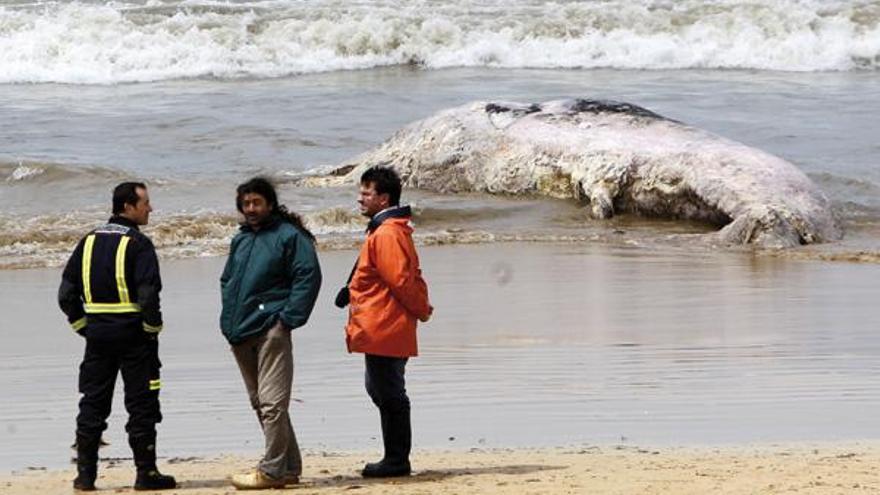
top-left (346, 216), bottom-right (431, 357)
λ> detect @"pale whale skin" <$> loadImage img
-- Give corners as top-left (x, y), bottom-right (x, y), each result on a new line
top-left (320, 99), bottom-right (841, 247)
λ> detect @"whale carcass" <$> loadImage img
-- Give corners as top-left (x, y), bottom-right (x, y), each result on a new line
top-left (315, 99), bottom-right (841, 247)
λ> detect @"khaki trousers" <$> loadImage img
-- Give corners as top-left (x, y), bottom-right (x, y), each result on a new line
top-left (231, 321), bottom-right (301, 479)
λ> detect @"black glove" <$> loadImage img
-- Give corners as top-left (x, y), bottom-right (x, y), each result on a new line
top-left (334, 287), bottom-right (350, 308)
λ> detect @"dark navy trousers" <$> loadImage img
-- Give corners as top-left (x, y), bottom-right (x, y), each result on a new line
top-left (364, 354), bottom-right (411, 463)
top-left (365, 354), bottom-right (409, 412)
top-left (77, 334), bottom-right (162, 441)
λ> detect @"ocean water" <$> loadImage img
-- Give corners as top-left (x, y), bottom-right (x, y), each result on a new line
top-left (0, 0), bottom-right (879, 268)
top-left (1, 0), bottom-right (879, 82)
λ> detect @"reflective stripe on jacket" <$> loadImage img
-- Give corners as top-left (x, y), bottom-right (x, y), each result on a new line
top-left (58, 216), bottom-right (163, 339)
top-left (346, 216), bottom-right (431, 357)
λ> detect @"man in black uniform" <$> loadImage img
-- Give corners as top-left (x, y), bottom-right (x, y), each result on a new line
top-left (59, 182), bottom-right (176, 491)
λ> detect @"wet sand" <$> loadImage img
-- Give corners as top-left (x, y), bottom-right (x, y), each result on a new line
top-left (2, 242), bottom-right (879, 474)
top-left (2, 444), bottom-right (879, 494)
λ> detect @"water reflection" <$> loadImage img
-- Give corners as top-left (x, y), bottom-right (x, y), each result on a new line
top-left (1, 243), bottom-right (878, 471)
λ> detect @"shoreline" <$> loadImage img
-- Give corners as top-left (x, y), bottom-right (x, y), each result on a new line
top-left (4, 232), bottom-right (880, 272)
top-left (3, 443), bottom-right (879, 494)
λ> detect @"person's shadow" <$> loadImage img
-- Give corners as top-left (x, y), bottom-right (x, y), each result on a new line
top-left (177, 463), bottom-right (565, 490)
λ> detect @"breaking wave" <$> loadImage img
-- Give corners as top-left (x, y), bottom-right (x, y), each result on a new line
top-left (0, 160), bottom-right (126, 185)
top-left (4, 198), bottom-right (880, 269)
top-left (0, 207), bottom-right (374, 269)
top-left (0, 198), bottom-right (714, 269)
top-left (3, 164), bottom-right (880, 269)
top-left (1, 0), bottom-right (879, 84)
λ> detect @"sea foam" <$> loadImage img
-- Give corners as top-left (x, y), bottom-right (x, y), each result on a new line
top-left (0, 0), bottom-right (878, 84)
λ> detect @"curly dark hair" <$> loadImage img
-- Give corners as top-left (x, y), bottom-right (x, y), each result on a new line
top-left (235, 177), bottom-right (316, 243)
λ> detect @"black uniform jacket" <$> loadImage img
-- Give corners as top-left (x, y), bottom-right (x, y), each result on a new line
top-left (59, 216), bottom-right (163, 340)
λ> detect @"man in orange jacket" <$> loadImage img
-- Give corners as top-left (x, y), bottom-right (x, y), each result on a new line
top-left (344, 166), bottom-right (432, 478)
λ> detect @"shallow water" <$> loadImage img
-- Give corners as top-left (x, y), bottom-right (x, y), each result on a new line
top-left (1, 243), bottom-right (878, 472)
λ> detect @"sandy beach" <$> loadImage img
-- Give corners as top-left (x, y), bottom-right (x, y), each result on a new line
top-left (3, 444), bottom-right (879, 494)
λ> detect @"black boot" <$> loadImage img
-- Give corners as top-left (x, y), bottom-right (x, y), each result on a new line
top-left (362, 407), bottom-right (412, 478)
top-left (73, 433), bottom-right (99, 491)
top-left (73, 466), bottom-right (97, 492)
top-left (129, 434), bottom-right (177, 490)
top-left (362, 409), bottom-right (391, 477)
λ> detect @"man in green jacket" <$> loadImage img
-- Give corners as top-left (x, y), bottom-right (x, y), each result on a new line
top-left (220, 177), bottom-right (322, 490)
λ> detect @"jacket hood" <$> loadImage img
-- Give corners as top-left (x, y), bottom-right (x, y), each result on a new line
top-left (381, 216), bottom-right (413, 231)
top-left (239, 213), bottom-right (283, 232)
top-left (368, 205), bottom-right (411, 233)
top-left (109, 216), bottom-right (140, 231)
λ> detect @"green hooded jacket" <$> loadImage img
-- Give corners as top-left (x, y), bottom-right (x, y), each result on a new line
top-left (220, 215), bottom-right (322, 345)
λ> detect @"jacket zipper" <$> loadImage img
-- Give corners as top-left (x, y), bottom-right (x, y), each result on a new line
top-left (230, 231), bottom-right (256, 333)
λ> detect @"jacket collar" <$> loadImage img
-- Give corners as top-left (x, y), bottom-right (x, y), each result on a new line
top-left (109, 216), bottom-right (140, 231)
top-left (367, 205), bottom-right (411, 233)
top-left (240, 213), bottom-right (282, 233)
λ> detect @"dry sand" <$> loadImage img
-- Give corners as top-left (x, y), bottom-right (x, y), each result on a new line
top-left (3, 444), bottom-right (879, 494)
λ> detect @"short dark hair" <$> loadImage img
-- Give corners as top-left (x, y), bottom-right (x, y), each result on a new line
top-left (113, 182), bottom-right (147, 215)
top-left (235, 176), bottom-right (316, 242)
top-left (360, 166), bottom-right (401, 206)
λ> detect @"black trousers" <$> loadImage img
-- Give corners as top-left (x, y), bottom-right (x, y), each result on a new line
top-left (77, 334), bottom-right (162, 442)
top-left (365, 354), bottom-right (411, 463)
top-left (365, 354), bottom-right (409, 412)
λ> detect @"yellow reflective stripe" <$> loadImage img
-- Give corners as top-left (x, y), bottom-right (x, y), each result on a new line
top-left (149, 380), bottom-right (161, 391)
top-left (82, 235), bottom-right (96, 304)
top-left (143, 322), bottom-right (163, 333)
top-left (115, 236), bottom-right (131, 304)
top-left (84, 302), bottom-right (142, 313)
top-left (70, 317), bottom-right (87, 331)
